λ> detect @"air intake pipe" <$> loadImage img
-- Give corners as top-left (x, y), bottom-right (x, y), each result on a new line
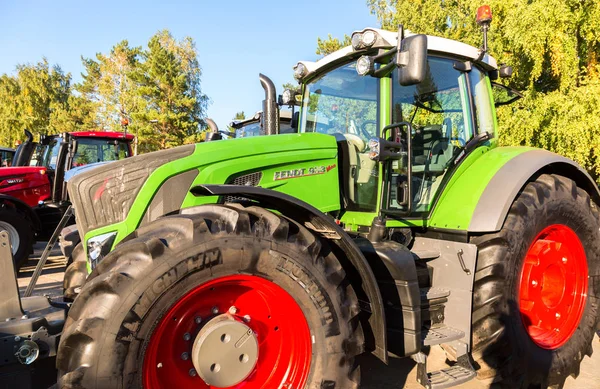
top-left (259, 74), bottom-right (280, 135)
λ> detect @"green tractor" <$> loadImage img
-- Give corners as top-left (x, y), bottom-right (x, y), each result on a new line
top-left (58, 11), bottom-right (599, 389)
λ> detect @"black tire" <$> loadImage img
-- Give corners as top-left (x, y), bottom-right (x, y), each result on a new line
top-left (63, 243), bottom-right (87, 302)
top-left (0, 205), bottom-right (34, 271)
top-left (57, 204), bottom-right (363, 388)
top-left (470, 174), bottom-right (600, 388)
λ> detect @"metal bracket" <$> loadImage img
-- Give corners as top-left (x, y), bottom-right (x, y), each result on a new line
top-left (24, 205), bottom-right (73, 297)
top-left (0, 230), bottom-right (25, 319)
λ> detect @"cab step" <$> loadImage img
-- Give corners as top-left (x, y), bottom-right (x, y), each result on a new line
top-left (420, 287), bottom-right (450, 300)
top-left (413, 342), bottom-right (476, 389)
top-left (422, 325), bottom-right (464, 346)
top-left (425, 365), bottom-right (477, 389)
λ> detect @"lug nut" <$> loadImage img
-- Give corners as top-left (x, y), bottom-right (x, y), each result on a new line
top-left (531, 280), bottom-right (538, 287)
top-left (562, 257), bottom-right (568, 264)
top-left (181, 352), bottom-right (189, 361)
top-left (14, 336), bottom-right (21, 342)
top-left (195, 316), bottom-right (202, 324)
top-left (228, 306), bottom-right (238, 315)
top-left (243, 315), bottom-right (251, 323)
top-left (183, 333), bottom-right (191, 341)
top-left (189, 368), bottom-right (197, 377)
top-left (212, 306), bottom-right (219, 314)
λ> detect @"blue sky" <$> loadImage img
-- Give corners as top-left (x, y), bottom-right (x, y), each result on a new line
top-left (0, 0), bottom-right (378, 129)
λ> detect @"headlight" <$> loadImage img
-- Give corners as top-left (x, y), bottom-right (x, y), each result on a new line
top-left (356, 56), bottom-right (375, 76)
top-left (293, 63), bottom-right (307, 81)
top-left (87, 231), bottom-right (117, 270)
top-left (351, 29), bottom-right (378, 50)
top-left (282, 89), bottom-right (293, 105)
top-left (362, 30), bottom-right (377, 46)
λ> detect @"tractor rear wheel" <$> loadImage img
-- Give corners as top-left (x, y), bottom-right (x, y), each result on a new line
top-left (0, 205), bottom-right (33, 271)
top-left (470, 174), bottom-right (600, 388)
top-left (56, 204), bottom-right (363, 388)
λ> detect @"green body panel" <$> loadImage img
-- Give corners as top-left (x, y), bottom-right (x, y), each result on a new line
top-left (428, 146), bottom-right (533, 230)
top-left (82, 133), bottom-right (341, 251)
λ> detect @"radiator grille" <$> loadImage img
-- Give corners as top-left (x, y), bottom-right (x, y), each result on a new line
top-left (224, 172), bottom-right (262, 203)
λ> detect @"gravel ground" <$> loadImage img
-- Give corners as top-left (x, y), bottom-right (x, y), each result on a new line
top-left (19, 242), bottom-right (600, 389)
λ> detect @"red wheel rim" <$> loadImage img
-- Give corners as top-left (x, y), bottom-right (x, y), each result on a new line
top-left (518, 224), bottom-right (588, 349)
top-left (142, 275), bottom-right (312, 388)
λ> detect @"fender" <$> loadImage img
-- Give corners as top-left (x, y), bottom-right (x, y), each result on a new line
top-left (191, 184), bottom-right (388, 363)
top-left (469, 149), bottom-right (600, 232)
top-left (0, 194), bottom-right (42, 230)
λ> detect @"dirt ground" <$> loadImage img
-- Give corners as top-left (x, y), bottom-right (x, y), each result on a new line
top-left (19, 242), bottom-right (600, 389)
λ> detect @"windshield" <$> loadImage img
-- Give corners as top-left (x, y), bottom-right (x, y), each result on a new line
top-left (300, 61), bottom-right (379, 142)
top-left (72, 138), bottom-right (131, 167)
top-left (30, 137), bottom-right (60, 168)
top-left (300, 61), bottom-right (380, 212)
top-left (29, 137), bottom-right (131, 169)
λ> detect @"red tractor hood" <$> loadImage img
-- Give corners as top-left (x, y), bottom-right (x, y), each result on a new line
top-left (0, 166), bottom-right (47, 176)
top-left (0, 166), bottom-right (50, 207)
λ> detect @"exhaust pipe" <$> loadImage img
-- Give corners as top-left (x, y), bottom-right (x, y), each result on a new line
top-left (259, 74), bottom-right (280, 135)
top-left (205, 118), bottom-right (223, 141)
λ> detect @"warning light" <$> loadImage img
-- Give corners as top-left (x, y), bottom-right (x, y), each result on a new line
top-left (476, 5), bottom-right (492, 25)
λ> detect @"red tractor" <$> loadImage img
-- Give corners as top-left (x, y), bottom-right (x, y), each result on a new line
top-left (0, 130), bottom-right (134, 269)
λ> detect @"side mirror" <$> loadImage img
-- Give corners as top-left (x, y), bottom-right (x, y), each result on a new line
top-left (397, 34), bottom-right (428, 86)
top-left (491, 82), bottom-right (523, 107)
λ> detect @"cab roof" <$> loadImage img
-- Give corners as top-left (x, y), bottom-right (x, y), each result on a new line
top-left (69, 131), bottom-right (135, 141)
top-left (299, 28), bottom-right (497, 79)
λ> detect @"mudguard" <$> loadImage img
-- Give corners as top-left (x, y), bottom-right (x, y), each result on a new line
top-left (469, 149), bottom-right (600, 232)
top-left (192, 184), bottom-right (388, 362)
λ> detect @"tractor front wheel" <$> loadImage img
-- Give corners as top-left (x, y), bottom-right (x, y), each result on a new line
top-left (0, 206), bottom-right (33, 271)
top-left (470, 174), bottom-right (600, 387)
top-left (57, 204), bottom-right (363, 388)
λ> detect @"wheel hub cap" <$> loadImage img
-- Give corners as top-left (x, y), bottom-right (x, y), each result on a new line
top-left (519, 224), bottom-right (588, 349)
top-left (142, 274), bottom-right (312, 388)
top-left (192, 314), bottom-right (259, 387)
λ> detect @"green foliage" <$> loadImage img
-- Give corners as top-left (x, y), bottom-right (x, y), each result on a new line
top-left (130, 30), bottom-right (208, 152)
top-left (0, 59), bottom-right (73, 146)
top-left (0, 30), bottom-right (209, 152)
top-left (316, 0), bottom-right (600, 182)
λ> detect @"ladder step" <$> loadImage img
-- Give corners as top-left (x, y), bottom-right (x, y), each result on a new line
top-left (420, 287), bottom-right (450, 301)
top-left (426, 365), bottom-right (476, 389)
top-left (422, 325), bottom-right (464, 346)
top-left (412, 249), bottom-right (440, 260)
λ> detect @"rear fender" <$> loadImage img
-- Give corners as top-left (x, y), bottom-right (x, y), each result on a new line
top-left (469, 149), bottom-right (600, 232)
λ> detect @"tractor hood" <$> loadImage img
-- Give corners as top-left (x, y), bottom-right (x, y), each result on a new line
top-left (64, 161), bottom-right (114, 183)
top-left (67, 133), bottom-right (339, 238)
top-left (0, 166), bottom-right (50, 207)
top-left (0, 166), bottom-right (46, 177)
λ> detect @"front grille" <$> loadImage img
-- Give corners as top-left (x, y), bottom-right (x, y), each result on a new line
top-left (224, 172), bottom-right (262, 203)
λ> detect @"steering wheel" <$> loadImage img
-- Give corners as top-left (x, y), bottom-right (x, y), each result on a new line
top-left (450, 137), bottom-right (466, 147)
top-left (360, 120), bottom-right (378, 140)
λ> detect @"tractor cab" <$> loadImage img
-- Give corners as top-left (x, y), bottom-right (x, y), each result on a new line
top-left (293, 26), bottom-right (518, 223)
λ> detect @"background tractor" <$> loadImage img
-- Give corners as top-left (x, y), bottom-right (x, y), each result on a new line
top-left (0, 130), bottom-right (133, 269)
top-left (3, 6), bottom-right (597, 389)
